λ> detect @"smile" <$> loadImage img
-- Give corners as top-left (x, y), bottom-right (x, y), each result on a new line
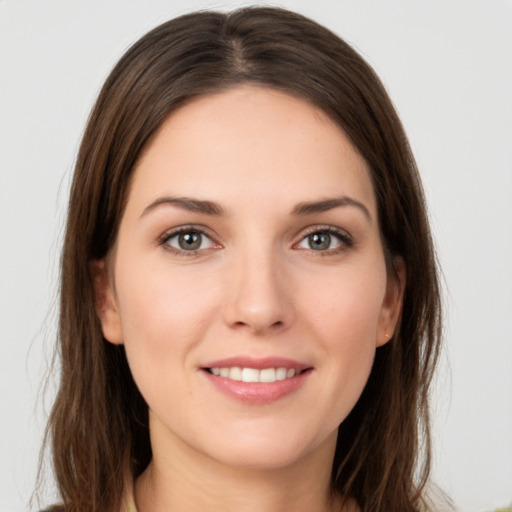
top-left (207, 367), bottom-right (302, 383)
top-left (201, 357), bottom-right (312, 403)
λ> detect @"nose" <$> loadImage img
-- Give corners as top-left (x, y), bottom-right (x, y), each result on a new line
top-left (222, 248), bottom-right (295, 335)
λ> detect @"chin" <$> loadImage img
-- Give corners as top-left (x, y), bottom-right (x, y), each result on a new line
top-left (216, 447), bottom-right (304, 470)
top-left (201, 426), bottom-right (337, 472)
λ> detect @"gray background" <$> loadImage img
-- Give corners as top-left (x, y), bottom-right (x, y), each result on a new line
top-left (1, 1), bottom-right (511, 510)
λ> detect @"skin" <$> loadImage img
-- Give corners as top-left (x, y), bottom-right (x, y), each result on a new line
top-left (94, 86), bottom-right (405, 512)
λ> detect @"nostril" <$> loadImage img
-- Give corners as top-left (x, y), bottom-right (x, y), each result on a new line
top-left (231, 319), bottom-right (284, 332)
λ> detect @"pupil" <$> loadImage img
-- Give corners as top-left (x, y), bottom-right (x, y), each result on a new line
top-left (179, 232), bottom-right (201, 250)
top-left (309, 232), bottom-right (330, 250)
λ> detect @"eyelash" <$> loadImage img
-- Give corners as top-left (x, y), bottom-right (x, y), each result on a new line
top-left (158, 225), bottom-right (219, 256)
top-left (295, 225), bottom-right (354, 255)
top-left (158, 225), bottom-right (353, 257)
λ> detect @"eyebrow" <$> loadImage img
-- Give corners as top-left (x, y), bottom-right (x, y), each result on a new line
top-left (291, 197), bottom-right (372, 222)
top-left (140, 196), bottom-right (226, 218)
top-left (140, 195), bottom-right (371, 222)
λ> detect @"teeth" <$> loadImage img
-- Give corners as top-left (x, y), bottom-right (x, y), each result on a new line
top-left (276, 367), bottom-right (287, 381)
top-left (241, 368), bottom-right (259, 382)
top-left (229, 367), bottom-right (242, 381)
top-left (209, 367), bottom-right (300, 383)
top-left (259, 368), bottom-right (276, 383)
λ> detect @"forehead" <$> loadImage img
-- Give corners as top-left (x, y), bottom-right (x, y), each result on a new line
top-left (129, 86), bottom-right (376, 215)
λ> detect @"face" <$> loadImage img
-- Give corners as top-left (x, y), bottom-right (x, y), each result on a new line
top-left (95, 86), bottom-right (404, 471)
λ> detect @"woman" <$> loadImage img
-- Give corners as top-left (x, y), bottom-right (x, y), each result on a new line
top-left (42, 7), bottom-right (443, 512)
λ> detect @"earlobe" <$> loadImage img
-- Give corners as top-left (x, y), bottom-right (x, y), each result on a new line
top-left (90, 259), bottom-right (124, 345)
top-left (377, 256), bottom-right (406, 347)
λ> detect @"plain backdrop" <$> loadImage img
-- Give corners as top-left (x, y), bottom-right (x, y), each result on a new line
top-left (1, 1), bottom-right (511, 511)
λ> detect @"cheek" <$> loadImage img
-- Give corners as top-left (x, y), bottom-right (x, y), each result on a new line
top-left (300, 263), bottom-right (386, 342)
top-left (297, 265), bottom-right (386, 405)
top-left (114, 257), bottom-right (220, 379)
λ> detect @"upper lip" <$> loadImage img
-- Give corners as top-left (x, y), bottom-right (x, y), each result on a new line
top-left (201, 356), bottom-right (312, 371)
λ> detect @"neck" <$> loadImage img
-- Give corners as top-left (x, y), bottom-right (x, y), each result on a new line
top-left (134, 419), bottom-right (348, 512)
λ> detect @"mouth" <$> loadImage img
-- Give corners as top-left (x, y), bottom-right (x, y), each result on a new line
top-left (205, 366), bottom-right (309, 383)
top-left (200, 357), bottom-right (313, 404)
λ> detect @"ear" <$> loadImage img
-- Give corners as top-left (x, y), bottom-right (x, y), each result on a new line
top-left (90, 259), bottom-right (124, 345)
top-left (376, 256), bottom-right (406, 347)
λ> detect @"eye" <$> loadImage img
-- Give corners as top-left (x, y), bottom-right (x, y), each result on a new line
top-left (296, 228), bottom-right (351, 252)
top-left (162, 228), bottom-right (215, 252)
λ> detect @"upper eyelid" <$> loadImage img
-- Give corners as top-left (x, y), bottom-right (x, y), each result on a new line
top-left (296, 224), bottom-right (352, 240)
top-left (158, 224), bottom-right (216, 242)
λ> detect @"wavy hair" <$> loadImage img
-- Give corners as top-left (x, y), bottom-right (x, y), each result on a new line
top-left (42, 7), bottom-right (443, 512)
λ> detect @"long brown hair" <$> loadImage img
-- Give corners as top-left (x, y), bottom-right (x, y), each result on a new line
top-left (42, 7), bottom-right (443, 512)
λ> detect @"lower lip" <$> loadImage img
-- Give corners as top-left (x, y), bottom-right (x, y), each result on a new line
top-left (202, 369), bottom-right (312, 404)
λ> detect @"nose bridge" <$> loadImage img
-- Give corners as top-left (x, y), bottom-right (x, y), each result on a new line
top-left (223, 237), bottom-right (293, 333)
